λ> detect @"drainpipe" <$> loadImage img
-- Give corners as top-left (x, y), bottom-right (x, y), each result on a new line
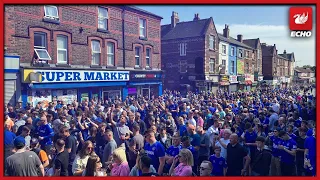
top-left (122, 7), bottom-right (126, 69)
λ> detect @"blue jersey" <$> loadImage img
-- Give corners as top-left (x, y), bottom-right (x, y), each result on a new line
top-left (305, 135), bottom-right (316, 166)
top-left (179, 125), bottom-right (187, 136)
top-left (288, 133), bottom-right (297, 142)
top-left (270, 136), bottom-right (282, 157)
top-left (166, 145), bottom-right (181, 157)
top-left (280, 139), bottom-right (297, 164)
top-left (244, 131), bottom-right (257, 143)
top-left (4, 130), bottom-right (16, 146)
top-left (38, 124), bottom-right (54, 146)
top-left (144, 141), bottom-right (165, 172)
top-left (209, 155), bottom-right (227, 176)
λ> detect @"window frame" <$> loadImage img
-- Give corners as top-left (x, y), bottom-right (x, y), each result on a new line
top-left (146, 48), bottom-right (151, 68)
top-left (98, 7), bottom-right (108, 30)
top-left (34, 32), bottom-right (47, 49)
top-left (139, 18), bottom-right (146, 38)
top-left (222, 45), bottom-right (226, 54)
top-left (238, 49), bottom-right (243, 58)
top-left (231, 47), bottom-right (235, 56)
top-left (209, 58), bottom-right (215, 73)
top-left (222, 59), bottom-right (226, 66)
top-left (56, 35), bottom-right (68, 64)
top-left (91, 40), bottom-right (101, 65)
top-left (209, 35), bottom-right (215, 50)
top-left (34, 49), bottom-right (52, 61)
top-left (179, 43), bottom-right (187, 56)
top-left (44, 5), bottom-right (59, 19)
top-left (107, 42), bottom-right (115, 66)
top-left (135, 47), bottom-right (141, 67)
top-left (231, 61), bottom-right (235, 74)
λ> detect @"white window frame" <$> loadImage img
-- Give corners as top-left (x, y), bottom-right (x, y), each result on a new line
top-left (57, 35), bottom-right (68, 64)
top-left (179, 43), bottom-right (187, 56)
top-left (222, 45), bottom-right (226, 54)
top-left (146, 48), bottom-right (151, 68)
top-left (209, 58), bottom-right (215, 73)
top-left (231, 47), bottom-right (235, 56)
top-left (91, 40), bottom-right (101, 65)
top-left (34, 32), bottom-right (51, 61)
top-left (209, 35), bottom-right (215, 49)
top-left (238, 49), bottom-right (243, 58)
top-left (135, 47), bottom-right (141, 67)
top-left (44, 5), bottom-right (59, 19)
top-left (222, 59), bottom-right (226, 66)
top-left (34, 49), bottom-right (52, 61)
top-left (231, 61), bottom-right (235, 74)
top-left (98, 7), bottom-right (108, 30)
top-left (139, 19), bottom-right (146, 38)
top-left (107, 42), bottom-right (115, 66)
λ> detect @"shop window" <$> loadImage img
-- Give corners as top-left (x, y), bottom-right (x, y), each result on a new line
top-left (34, 32), bottom-right (51, 61)
top-left (139, 19), bottom-right (146, 38)
top-left (44, 6), bottom-right (59, 19)
top-left (146, 48), bottom-right (151, 68)
top-left (98, 7), bottom-right (108, 30)
top-left (107, 42), bottom-right (115, 66)
top-left (57, 35), bottom-right (68, 64)
top-left (135, 47), bottom-right (141, 67)
top-left (91, 40), bottom-right (101, 65)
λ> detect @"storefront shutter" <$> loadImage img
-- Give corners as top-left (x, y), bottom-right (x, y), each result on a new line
top-left (5, 80), bottom-right (16, 106)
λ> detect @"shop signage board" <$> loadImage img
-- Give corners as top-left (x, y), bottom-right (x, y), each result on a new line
top-left (229, 75), bottom-right (238, 83)
top-left (23, 69), bottom-right (130, 83)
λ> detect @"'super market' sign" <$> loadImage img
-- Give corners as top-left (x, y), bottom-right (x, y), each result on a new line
top-left (23, 69), bottom-right (130, 83)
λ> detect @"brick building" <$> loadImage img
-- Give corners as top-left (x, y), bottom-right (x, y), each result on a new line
top-left (5, 5), bottom-right (163, 107)
top-left (161, 12), bottom-right (219, 93)
top-left (243, 38), bottom-right (263, 82)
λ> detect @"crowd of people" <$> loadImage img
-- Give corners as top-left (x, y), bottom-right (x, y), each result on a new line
top-left (4, 84), bottom-right (316, 176)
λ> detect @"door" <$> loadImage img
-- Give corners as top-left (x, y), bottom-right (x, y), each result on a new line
top-left (142, 88), bottom-right (150, 99)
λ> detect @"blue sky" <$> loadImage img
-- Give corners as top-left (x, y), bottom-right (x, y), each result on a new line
top-left (137, 5), bottom-right (316, 66)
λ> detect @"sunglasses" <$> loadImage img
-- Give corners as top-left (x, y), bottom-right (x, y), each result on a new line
top-left (87, 147), bottom-right (93, 150)
top-left (199, 167), bottom-right (209, 170)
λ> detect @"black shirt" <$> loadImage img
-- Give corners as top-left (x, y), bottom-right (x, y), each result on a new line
top-left (296, 136), bottom-right (306, 160)
top-left (54, 150), bottom-right (69, 176)
top-left (226, 143), bottom-right (248, 175)
top-left (251, 148), bottom-right (272, 176)
top-left (65, 135), bottom-right (77, 163)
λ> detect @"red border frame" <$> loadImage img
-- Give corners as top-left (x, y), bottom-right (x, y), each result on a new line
top-left (1, 1), bottom-right (319, 180)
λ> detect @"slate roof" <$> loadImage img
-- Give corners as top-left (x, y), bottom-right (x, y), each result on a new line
top-left (243, 39), bottom-right (259, 49)
top-left (126, 6), bottom-right (163, 19)
top-left (278, 53), bottom-right (295, 62)
top-left (161, 18), bottom-right (212, 40)
top-left (277, 54), bottom-right (290, 60)
top-left (295, 67), bottom-right (313, 73)
top-left (218, 33), bottom-right (254, 50)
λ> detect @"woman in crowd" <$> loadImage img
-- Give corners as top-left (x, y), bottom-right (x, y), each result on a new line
top-left (72, 140), bottom-right (95, 176)
top-left (108, 147), bottom-right (130, 176)
top-left (169, 148), bottom-right (194, 176)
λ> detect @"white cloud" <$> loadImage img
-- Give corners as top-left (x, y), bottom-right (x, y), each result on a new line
top-left (215, 24), bottom-right (316, 67)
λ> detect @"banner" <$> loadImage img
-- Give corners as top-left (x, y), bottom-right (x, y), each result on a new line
top-left (237, 59), bottom-right (244, 75)
top-left (31, 89), bottom-right (52, 109)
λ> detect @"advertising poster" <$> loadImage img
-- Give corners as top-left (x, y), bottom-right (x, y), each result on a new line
top-left (32, 89), bottom-right (52, 109)
top-left (52, 89), bottom-right (77, 105)
top-left (81, 93), bottom-right (89, 102)
top-left (237, 59), bottom-right (244, 75)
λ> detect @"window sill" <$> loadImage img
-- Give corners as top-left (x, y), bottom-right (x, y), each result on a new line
top-left (134, 66), bottom-right (142, 69)
top-left (139, 36), bottom-right (148, 41)
top-left (145, 67), bottom-right (152, 70)
top-left (56, 63), bottom-right (71, 67)
top-left (97, 28), bottom-right (110, 33)
top-left (209, 48), bottom-right (216, 51)
top-left (106, 66), bottom-right (117, 69)
top-left (90, 65), bottom-right (102, 68)
top-left (43, 17), bottom-right (60, 24)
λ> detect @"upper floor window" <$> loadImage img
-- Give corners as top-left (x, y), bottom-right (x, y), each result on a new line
top-left (222, 60), bottom-right (226, 66)
top-left (44, 6), bottom-right (59, 19)
top-left (245, 50), bottom-right (249, 58)
top-left (209, 58), bottom-right (215, 73)
top-left (209, 35), bottom-right (215, 49)
top-left (91, 40), bottom-right (101, 65)
top-left (231, 47), bottom-right (235, 56)
top-left (238, 49), bottom-right (243, 58)
top-left (257, 49), bottom-right (260, 59)
top-left (57, 35), bottom-right (68, 63)
top-left (222, 45), bottom-right (226, 54)
top-left (98, 7), bottom-right (108, 30)
top-left (146, 48), bottom-right (151, 68)
top-left (139, 19), bottom-right (146, 38)
top-left (34, 32), bottom-right (51, 60)
top-left (107, 42), bottom-right (115, 66)
top-left (179, 43), bottom-right (187, 56)
top-left (135, 47), bottom-right (141, 67)
top-left (231, 61), bottom-right (235, 74)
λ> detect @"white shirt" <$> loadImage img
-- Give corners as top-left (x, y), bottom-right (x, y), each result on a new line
top-left (206, 126), bottom-right (219, 147)
top-left (215, 138), bottom-right (230, 159)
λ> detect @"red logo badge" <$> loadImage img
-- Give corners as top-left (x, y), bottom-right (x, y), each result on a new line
top-left (289, 7), bottom-right (312, 31)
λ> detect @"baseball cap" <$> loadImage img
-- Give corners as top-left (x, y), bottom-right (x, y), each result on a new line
top-left (14, 136), bottom-right (26, 147)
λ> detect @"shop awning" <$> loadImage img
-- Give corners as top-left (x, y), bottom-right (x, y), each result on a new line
top-left (245, 80), bottom-right (252, 85)
top-left (30, 81), bottom-right (127, 89)
top-left (129, 82), bottom-right (162, 86)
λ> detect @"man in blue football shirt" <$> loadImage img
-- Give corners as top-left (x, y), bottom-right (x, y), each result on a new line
top-left (164, 132), bottom-right (182, 174)
top-left (304, 128), bottom-right (316, 176)
top-left (144, 130), bottom-right (166, 176)
top-left (267, 127), bottom-right (282, 176)
top-left (278, 130), bottom-right (297, 176)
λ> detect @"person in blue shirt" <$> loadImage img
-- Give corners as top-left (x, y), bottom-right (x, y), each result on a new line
top-left (278, 130), bottom-right (297, 176)
top-left (164, 133), bottom-right (182, 174)
top-left (37, 116), bottom-right (54, 157)
top-left (168, 99), bottom-right (178, 119)
top-left (209, 146), bottom-right (227, 176)
top-left (4, 123), bottom-right (16, 160)
top-left (241, 122), bottom-right (257, 158)
top-left (144, 130), bottom-right (166, 176)
top-left (187, 124), bottom-right (200, 173)
top-left (287, 125), bottom-right (297, 141)
top-left (267, 127), bottom-right (282, 176)
top-left (304, 128), bottom-right (316, 176)
top-left (177, 117), bottom-right (187, 136)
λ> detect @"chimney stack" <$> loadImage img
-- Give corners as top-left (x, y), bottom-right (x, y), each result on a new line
top-left (171, 11), bottom-right (179, 28)
top-left (283, 50), bottom-right (286, 54)
top-left (193, 13), bottom-right (200, 21)
top-left (237, 34), bottom-right (243, 43)
top-left (223, 24), bottom-right (229, 38)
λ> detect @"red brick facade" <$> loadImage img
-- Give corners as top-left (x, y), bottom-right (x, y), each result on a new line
top-left (4, 5), bottom-right (161, 70)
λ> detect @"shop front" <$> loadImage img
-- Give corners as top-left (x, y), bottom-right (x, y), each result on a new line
top-left (128, 71), bottom-right (163, 99)
top-left (237, 75), bottom-right (245, 91)
top-left (219, 75), bottom-right (229, 92)
top-left (229, 75), bottom-right (238, 93)
top-left (205, 75), bottom-right (219, 94)
top-left (244, 74), bottom-right (252, 91)
top-left (5, 55), bottom-right (21, 106)
top-left (21, 68), bottom-right (130, 108)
